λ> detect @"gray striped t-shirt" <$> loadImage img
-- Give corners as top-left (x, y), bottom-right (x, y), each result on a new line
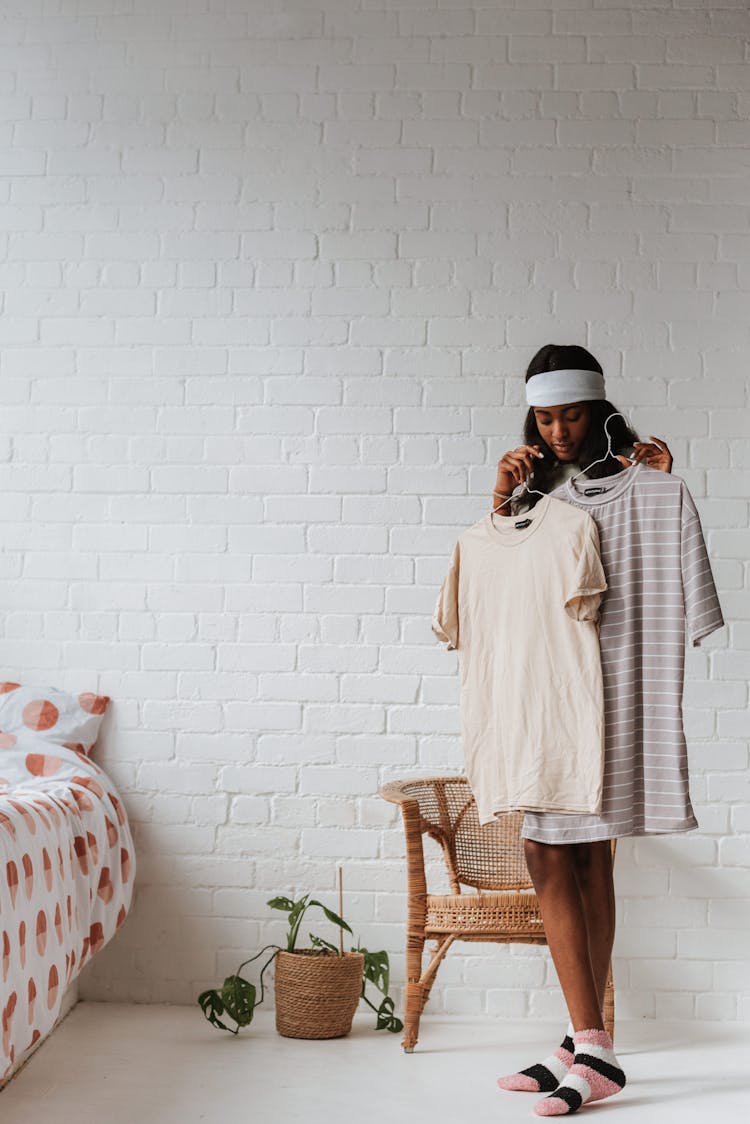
top-left (522, 462), bottom-right (725, 843)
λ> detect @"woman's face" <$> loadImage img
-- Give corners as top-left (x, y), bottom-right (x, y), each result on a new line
top-left (532, 401), bottom-right (591, 462)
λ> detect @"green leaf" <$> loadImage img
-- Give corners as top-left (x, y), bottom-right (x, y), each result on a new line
top-left (288, 898), bottom-right (308, 923)
top-left (219, 975), bottom-right (256, 1028)
top-left (362, 948), bottom-right (389, 995)
top-left (309, 934), bottom-right (340, 954)
top-left (374, 995), bottom-right (403, 1033)
top-left (197, 988), bottom-right (239, 1035)
top-left (308, 899), bottom-right (353, 934)
top-left (286, 897), bottom-right (310, 950)
top-left (267, 895), bottom-right (295, 912)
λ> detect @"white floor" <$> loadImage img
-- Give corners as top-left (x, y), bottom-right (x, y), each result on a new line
top-left (1, 1004), bottom-right (749, 1123)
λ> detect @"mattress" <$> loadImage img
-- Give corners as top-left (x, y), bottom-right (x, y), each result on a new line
top-left (0, 741), bottom-right (134, 1084)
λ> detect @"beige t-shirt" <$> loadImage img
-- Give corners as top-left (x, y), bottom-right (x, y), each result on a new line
top-left (431, 495), bottom-right (608, 826)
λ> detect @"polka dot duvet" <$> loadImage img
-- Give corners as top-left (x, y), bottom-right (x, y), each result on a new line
top-left (0, 683), bottom-right (134, 1084)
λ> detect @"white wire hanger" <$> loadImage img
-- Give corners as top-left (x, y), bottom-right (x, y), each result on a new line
top-left (492, 409), bottom-right (636, 515)
top-left (492, 473), bottom-right (547, 514)
top-left (568, 411), bottom-right (636, 484)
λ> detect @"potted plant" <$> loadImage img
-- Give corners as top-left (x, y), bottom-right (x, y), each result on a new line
top-left (198, 889), bottom-right (403, 1041)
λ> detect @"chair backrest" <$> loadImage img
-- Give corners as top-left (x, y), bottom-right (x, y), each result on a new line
top-left (389, 775), bottom-right (534, 891)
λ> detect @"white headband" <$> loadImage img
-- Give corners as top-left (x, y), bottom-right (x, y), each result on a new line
top-left (525, 368), bottom-right (606, 407)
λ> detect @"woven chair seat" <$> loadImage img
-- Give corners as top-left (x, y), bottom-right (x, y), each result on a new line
top-left (425, 891), bottom-right (547, 938)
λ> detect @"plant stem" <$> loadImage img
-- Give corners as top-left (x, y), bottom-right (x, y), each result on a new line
top-left (255, 946), bottom-right (278, 1006)
top-left (359, 991), bottom-right (380, 1014)
top-left (234, 943), bottom-right (281, 1007)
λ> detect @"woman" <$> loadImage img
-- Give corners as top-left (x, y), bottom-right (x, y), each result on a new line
top-left (493, 344), bottom-right (674, 1117)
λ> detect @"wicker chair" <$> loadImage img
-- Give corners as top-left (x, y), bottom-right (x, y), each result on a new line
top-left (379, 775), bottom-right (616, 1052)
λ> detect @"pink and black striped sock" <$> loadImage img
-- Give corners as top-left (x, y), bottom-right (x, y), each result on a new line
top-left (497, 1021), bottom-right (575, 1093)
top-left (534, 1028), bottom-right (626, 1116)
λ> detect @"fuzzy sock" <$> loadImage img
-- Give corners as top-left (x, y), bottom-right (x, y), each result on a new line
top-left (497, 1021), bottom-right (575, 1093)
top-left (534, 1028), bottom-right (626, 1116)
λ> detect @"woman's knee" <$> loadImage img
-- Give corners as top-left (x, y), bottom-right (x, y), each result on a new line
top-left (571, 840), bottom-right (614, 888)
top-left (523, 838), bottom-right (573, 887)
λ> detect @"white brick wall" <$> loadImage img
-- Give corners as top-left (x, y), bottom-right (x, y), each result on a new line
top-left (0, 2), bottom-right (748, 1022)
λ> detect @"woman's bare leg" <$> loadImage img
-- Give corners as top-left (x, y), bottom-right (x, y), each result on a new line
top-left (570, 840), bottom-right (616, 1012)
top-left (523, 838), bottom-right (605, 1031)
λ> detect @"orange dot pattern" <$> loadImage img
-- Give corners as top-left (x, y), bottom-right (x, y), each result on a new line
top-left (0, 682), bottom-right (111, 757)
top-left (0, 683), bottom-right (134, 1084)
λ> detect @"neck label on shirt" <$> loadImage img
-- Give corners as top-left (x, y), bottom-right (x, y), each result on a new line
top-left (583, 486), bottom-right (608, 496)
top-left (514, 518), bottom-right (532, 529)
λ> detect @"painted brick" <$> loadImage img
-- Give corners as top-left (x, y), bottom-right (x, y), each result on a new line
top-left (4, 5), bottom-right (744, 1022)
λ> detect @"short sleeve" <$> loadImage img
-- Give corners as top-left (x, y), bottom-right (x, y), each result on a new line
top-left (431, 540), bottom-right (460, 650)
top-left (564, 516), bottom-right (608, 622)
top-left (679, 482), bottom-right (725, 647)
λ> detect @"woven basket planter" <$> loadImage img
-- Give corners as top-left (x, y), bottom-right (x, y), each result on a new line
top-left (274, 949), bottom-right (365, 1039)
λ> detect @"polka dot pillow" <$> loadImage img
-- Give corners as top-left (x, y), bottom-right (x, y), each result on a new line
top-left (0, 682), bottom-right (110, 755)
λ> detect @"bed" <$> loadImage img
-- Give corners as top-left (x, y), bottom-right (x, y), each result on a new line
top-left (0, 682), bottom-right (134, 1087)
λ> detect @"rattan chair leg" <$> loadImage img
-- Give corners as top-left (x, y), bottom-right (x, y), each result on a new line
top-left (402, 947), bottom-right (426, 1052)
top-left (402, 935), bottom-right (456, 1051)
top-left (402, 981), bottom-right (426, 1051)
top-left (419, 935), bottom-right (455, 1009)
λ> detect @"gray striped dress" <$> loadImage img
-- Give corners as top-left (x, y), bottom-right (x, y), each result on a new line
top-left (521, 461), bottom-right (725, 844)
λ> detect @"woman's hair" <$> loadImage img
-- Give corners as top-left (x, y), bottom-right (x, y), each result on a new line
top-left (521, 343), bottom-right (640, 502)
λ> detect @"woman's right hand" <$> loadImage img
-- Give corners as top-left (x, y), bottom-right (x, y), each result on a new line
top-left (493, 445), bottom-right (545, 511)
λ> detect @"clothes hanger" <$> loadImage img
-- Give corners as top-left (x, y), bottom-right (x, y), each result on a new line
top-left (568, 411), bottom-right (636, 484)
top-left (492, 409), bottom-right (636, 515)
top-left (492, 476), bottom-right (547, 514)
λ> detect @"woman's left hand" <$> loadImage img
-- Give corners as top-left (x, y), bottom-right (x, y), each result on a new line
top-left (633, 436), bottom-right (673, 473)
top-left (616, 435), bottom-right (673, 473)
